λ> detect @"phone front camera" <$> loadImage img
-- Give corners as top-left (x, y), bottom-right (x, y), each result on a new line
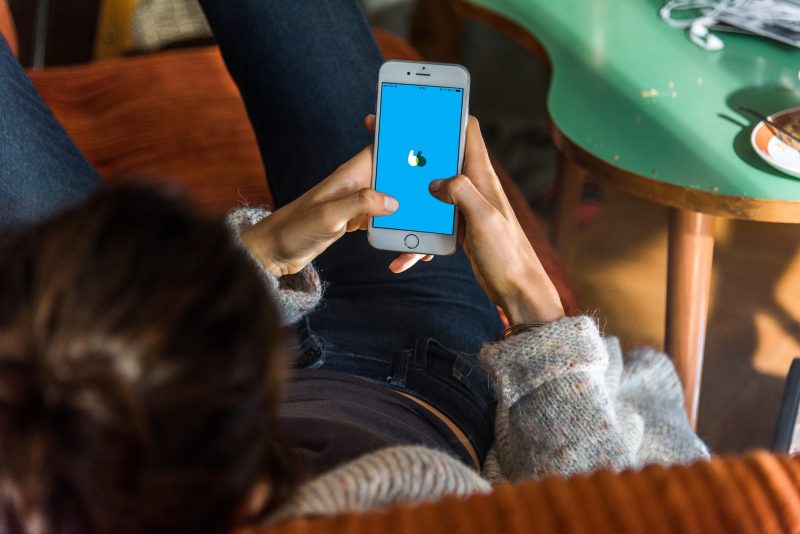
top-left (407, 71), bottom-right (410, 75)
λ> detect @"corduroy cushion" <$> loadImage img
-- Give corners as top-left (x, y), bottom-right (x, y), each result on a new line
top-left (245, 452), bottom-right (800, 534)
top-left (0, 0), bottom-right (16, 56)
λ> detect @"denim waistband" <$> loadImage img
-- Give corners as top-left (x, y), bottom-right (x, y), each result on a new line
top-left (289, 317), bottom-right (496, 466)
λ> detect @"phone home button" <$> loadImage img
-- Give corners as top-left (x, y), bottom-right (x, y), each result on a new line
top-left (404, 233), bottom-right (419, 249)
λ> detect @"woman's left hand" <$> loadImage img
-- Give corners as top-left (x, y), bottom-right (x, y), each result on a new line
top-left (240, 119), bottom-right (433, 277)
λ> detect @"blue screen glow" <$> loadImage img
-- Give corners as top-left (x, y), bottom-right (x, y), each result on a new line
top-left (373, 82), bottom-right (463, 235)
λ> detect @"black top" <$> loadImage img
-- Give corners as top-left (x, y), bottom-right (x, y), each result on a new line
top-left (279, 369), bottom-right (471, 477)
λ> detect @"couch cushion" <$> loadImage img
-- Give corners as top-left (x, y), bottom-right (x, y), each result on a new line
top-left (0, 0), bottom-right (17, 56)
top-left (30, 45), bottom-right (269, 211)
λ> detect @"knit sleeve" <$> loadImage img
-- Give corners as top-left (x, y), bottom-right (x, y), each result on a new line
top-left (478, 315), bottom-right (706, 482)
top-left (270, 446), bottom-right (490, 522)
top-left (226, 207), bottom-right (323, 326)
top-left (614, 344), bottom-right (710, 466)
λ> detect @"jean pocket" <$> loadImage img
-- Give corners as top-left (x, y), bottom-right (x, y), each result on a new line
top-left (419, 338), bottom-right (495, 404)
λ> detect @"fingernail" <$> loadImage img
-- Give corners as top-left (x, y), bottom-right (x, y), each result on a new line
top-left (429, 179), bottom-right (443, 192)
top-left (383, 195), bottom-right (399, 211)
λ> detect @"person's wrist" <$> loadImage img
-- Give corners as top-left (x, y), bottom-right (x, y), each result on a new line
top-left (239, 223), bottom-right (286, 278)
top-left (499, 268), bottom-right (565, 325)
top-left (502, 295), bottom-right (563, 325)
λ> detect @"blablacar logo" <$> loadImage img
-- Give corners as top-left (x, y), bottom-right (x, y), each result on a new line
top-left (407, 150), bottom-right (427, 167)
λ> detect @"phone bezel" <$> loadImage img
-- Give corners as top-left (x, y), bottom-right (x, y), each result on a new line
top-left (368, 60), bottom-right (470, 256)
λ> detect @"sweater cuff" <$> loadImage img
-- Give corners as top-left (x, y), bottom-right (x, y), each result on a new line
top-left (478, 315), bottom-right (608, 406)
top-left (226, 208), bottom-right (323, 325)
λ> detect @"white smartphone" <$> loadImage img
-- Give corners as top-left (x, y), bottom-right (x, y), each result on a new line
top-left (368, 60), bottom-right (470, 256)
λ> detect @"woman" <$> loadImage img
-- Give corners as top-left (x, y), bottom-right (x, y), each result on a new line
top-left (0, 1), bottom-right (708, 532)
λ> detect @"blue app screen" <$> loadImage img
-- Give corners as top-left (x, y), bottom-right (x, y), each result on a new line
top-left (374, 82), bottom-right (463, 235)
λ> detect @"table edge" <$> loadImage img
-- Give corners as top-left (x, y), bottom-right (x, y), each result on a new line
top-left (458, 0), bottom-right (800, 223)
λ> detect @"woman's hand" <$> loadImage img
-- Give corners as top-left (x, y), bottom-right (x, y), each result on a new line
top-left (428, 116), bottom-right (565, 325)
top-left (239, 125), bottom-right (431, 277)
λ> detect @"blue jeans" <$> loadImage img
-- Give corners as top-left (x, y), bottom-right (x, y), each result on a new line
top-left (0, 0), bottom-right (504, 463)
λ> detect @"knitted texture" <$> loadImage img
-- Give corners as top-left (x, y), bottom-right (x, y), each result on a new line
top-left (270, 446), bottom-right (491, 522)
top-left (226, 208), bottom-right (323, 325)
top-left (226, 209), bottom-right (709, 520)
top-left (619, 346), bottom-right (710, 466)
top-left (478, 317), bottom-right (709, 482)
top-left (131, 0), bottom-right (212, 52)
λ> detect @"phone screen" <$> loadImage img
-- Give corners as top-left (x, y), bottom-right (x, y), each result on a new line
top-left (373, 82), bottom-right (464, 235)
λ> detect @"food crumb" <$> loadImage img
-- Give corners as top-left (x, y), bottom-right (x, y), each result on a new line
top-left (697, 77), bottom-right (704, 84)
top-left (613, 154), bottom-right (621, 161)
top-left (640, 89), bottom-right (660, 98)
top-left (671, 91), bottom-right (678, 98)
top-left (651, 168), bottom-right (658, 175)
top-left (711, 185), bottom-right (719, 193)
top-left (668, 81), bottom-right (675, 88)
top-left (634, 115), bottom-right (641, 125)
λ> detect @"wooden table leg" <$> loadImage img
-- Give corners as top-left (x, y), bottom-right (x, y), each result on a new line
top-left (552, 152), bottom-right (587, 264)
top-left (665, 208), bottom-right (716, 430)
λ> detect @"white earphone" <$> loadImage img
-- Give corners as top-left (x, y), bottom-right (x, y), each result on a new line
top-left (660, 0), bottom-right (800, 51)
top-left (689, 19), bottom-right (725, 51)
top-left (660, 0), bottom-right (729, 50)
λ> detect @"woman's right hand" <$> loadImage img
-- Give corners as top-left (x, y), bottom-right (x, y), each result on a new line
top-left (428, 117), bottom-right (565, 325)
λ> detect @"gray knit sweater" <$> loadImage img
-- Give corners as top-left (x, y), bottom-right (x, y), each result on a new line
top-left (227, 209), bottom-right (709, 522)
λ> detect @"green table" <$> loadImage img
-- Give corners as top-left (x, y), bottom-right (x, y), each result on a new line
top-left (462, 0), bottom-right (800, 427)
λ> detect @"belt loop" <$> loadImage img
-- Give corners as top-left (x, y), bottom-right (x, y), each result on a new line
top-left (389, 350), bottom-right (410, 387)
top-left (452, 354), bottom-right (471, 382)
top-left (412, 337), bottom-right (432, 371)
top-left (291, 317), bottom-right (325, 369)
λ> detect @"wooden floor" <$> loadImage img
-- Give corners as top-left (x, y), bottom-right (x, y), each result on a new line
top-left (567, 187), bottom-right (800, 453)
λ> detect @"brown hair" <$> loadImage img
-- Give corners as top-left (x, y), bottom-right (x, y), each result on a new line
top-left (0, 187), bottom-right (297, 533)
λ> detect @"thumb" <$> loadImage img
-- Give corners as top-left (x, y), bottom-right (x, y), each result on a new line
top-left (319, 188), bottom-right (398, 231)
top-left (428, 175), bottom-right (493, 222)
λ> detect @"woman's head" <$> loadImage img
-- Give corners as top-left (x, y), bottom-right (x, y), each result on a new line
top-left (0, 187), bottom-right (295, 533)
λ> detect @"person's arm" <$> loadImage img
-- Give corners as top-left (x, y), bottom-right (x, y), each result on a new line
top-left (479, 326), bottom-right (709, 482)
top-left (227, 207), bottom-right (324, 325)
top-left (226, 131), bottom-right (421, 324)
top-left (481, 318), bottom-right (709, 483)
top-left (477, 317), bottom-right (634, 480)
top-left (236, 121), bottom-right (435, 278)
top-left (430, 116), bottom-right (706, 481)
